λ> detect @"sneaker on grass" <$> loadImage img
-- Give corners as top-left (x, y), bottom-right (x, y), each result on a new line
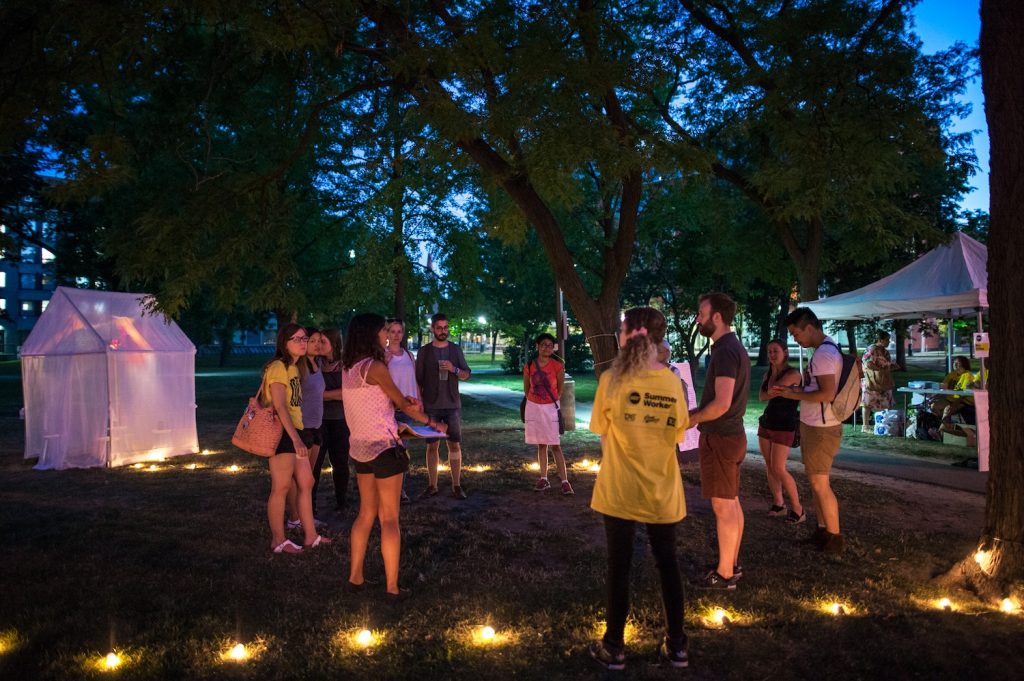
top-left (821, 532), bottom-right (845, 555)
top-left (659, 636), bottom-right (689, 669)
top-left (534, 477), bottom-right (551, 492)
top-left (699, 570), bottom-right (737, 590)
top-left (560, 480), bottom-right (574, 496)
top-left (704, 564), bottom-right (744, 580)
top-left (589, 640), bottom-right (626, 671)
top-left (767, 504), bottom-right (787, 517)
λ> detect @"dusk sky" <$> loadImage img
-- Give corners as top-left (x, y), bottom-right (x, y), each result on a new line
top-left (912, 0), bottom-right (986, 213)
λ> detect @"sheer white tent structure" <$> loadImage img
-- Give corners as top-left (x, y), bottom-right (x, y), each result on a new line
top-left (21, 287), bottom-right (198, 469)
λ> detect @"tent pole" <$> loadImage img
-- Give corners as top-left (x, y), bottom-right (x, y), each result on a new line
top-left (946, 311), bottom-right (953, 373)
top-left (976, 307), bottom-right (986, 390)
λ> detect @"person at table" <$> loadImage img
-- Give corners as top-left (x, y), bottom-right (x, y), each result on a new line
top-left (938, 361), bottom-right (989, 436)
top-left (929, 356), bottom-right (971, 417)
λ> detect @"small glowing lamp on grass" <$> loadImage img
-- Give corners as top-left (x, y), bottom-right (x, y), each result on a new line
top-left (103, 652), bottom-right (122, 670)
top-left (1000, 598), bottom-right (1020, 614)
top-left (937, 597), bottom-right (954, 611)
top-left (227, 465), bottom-right (240, 473)
top-left (703, 607), bottom-right (732, 628)
top-left (132, 463), bottom-right (144, 469)
top-left (828, 602), bottom-right (848, 616)
top-left (200, 449), bottom-right (211, 456)
top-left (226, 643), bottom-right (248, 662)
top-left (186, 463), bottom-right (197, 470)
top-left (526, 462), bottom-right (541, 472)
top-left (471, 625), bottom-right (500, 645)
top-left (469, 464), bottom-right (491, 473)
top-left (147, 464), bottom-right (159, 472)
top-left (437, 463), bottom-right (450, 472)
top-left (354, 629), bottom-right (376, 647)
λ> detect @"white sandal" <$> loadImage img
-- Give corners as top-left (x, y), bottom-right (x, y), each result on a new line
top-left (272, 539), bottom-right (303, 554)
top-left (305, 535), bottom-right (331, 549)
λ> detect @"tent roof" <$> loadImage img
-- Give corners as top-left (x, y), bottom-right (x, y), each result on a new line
top-left (20, 287), bottom-right (195, 356)
top-left (806, 233), bottom-right (988, 321)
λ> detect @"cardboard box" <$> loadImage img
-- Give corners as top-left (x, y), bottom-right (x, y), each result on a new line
top-left (942, 431), bottom-right (968, 447)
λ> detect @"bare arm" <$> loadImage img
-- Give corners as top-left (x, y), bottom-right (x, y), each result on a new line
top-left (323, 387), bottom-right (343, 401)
top-left (689, 376), bottom-right (736, 425)
top-left (270, 382), bottom-right (307, 458)
top-left (555, 364), bottom-right (564, 398)
top-left (760, 368), bottom-right (800, 402)
top-left (522, 365), bottom-right (531, 395)
top-left (773, 372), bottom-right (837, 403)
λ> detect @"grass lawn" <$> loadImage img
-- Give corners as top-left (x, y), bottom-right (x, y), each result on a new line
top-left (0, 358), bottom-right (1016, 680)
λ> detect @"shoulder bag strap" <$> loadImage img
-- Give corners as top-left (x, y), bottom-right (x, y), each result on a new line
top-left (534, 360), bottom-right (560, 408)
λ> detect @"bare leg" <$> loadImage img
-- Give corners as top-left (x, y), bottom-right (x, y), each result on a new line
top-left (375, 473), bottom-right (405, 594)
top-left (536, 444), bottom-right (549, 478)
top-left (292, 455), bottom-right (318, 546)
top-left (759, 436), bottom-right (784, 507)
top-left (711, 497), bottom-right (742, 579)
top-left (809, 473), bottom-right (840, 534)
top-left (285, 484), bottom-right (299, 524)
top-left (425, 442), bottom-right (440, 489)
top-left (267, 454), bottom-right (296, 549)
top-left (448, 443), bottom-right (462, 488)
top-left (349, 473), bottom-right (379, 585)
top-left (861, 406), bottom-right (872, 432)
top-left (551, 444), bottom-right (568, 482)
top-left (771, 443), bottom-right (802, 515)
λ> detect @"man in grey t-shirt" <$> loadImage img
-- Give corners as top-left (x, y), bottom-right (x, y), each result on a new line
top-left (415, 313), bottom-right (472, 500)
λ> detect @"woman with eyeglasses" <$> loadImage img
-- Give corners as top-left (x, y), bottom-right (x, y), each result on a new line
top-left (385, 319), bottom-right (417, 504)
top-left (342, 313), bottom-right (447, 600)
top-left (262, 323), bottom-right (328, 554)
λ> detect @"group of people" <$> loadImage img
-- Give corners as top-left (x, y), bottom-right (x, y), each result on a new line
top-left (257, 312), bottom-right (475, 601)
top-left (588, 298), bottom-right (850, 671)
top-left (249, 296), bottom-right (859, 670)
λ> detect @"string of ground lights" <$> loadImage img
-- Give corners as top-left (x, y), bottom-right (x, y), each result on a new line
top-left (1, 451), bottom-right (1019, 673)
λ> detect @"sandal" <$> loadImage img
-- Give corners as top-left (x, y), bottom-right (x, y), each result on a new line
top-left (272, 539), bottom-right (303, 554)
top-left (305, 535), bottom-right (331, 549)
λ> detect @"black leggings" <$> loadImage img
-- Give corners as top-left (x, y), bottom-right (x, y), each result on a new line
top-left (602, 514), bottom-right (685, 647)
top-left (312, 419), bottom-right (351, 511)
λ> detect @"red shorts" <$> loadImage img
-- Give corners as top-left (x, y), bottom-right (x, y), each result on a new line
top-left (698, 432), bottom-right (747, 499)
top-left (757, 424), bottom-right (796, 448)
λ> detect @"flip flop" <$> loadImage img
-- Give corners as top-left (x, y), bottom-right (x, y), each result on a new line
top-left (305, 535), bottom-right (331, 549)
top-left (272, 539), bottom-right (303, 554)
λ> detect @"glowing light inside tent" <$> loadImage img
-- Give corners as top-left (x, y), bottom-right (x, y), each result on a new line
top-left (1001, 598), bottom-right (1020, 614)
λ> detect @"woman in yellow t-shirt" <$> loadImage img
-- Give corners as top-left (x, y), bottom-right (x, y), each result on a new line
top-left (262, 323), bottom-right (329, 554)
top-left (588, 307), bottom-right (690, 671)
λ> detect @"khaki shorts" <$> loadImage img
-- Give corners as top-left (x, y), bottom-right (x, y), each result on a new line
top-left (800, 424), bottom-right (843, 474)
top-left (699, 432), bottom-right (747, 499)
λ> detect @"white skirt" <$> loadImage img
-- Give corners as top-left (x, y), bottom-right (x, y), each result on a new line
top-left (525, 400), bottom-right (561, 445)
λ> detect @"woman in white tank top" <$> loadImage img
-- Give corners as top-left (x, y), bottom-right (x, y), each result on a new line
top-left (342, 313), bottom-right (447, 601)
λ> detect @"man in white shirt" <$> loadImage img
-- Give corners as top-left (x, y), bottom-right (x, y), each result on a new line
top-left (771, 307), bottom-right (845, 555)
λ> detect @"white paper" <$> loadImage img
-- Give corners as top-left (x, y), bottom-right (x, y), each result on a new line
top-left (671, 362), bottom-right (700, 451)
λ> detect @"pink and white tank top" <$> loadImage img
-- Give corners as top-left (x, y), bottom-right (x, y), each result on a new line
top-left (342, 358), bottom-right (399, 462)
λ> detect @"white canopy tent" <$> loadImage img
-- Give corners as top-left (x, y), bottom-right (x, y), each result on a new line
top-left (805, 233), bottom-right (987, 321)
top-left (21, 287), bottom-right (199, 469)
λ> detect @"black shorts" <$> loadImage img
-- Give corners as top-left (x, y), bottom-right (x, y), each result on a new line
top-left (425, 408), bottom-right (462, 444)
top-left (352, 446), bottom-right (410, 479)
top-left (275, 428), bottom-right (320, 455)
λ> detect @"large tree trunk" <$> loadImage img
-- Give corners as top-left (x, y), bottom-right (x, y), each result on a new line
top-left (844, 321), bottom-right (858, 358)
top-left (894, 319), bottom-right (909, 369)
top-left (939, 0), bottom-right (1024, 599)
